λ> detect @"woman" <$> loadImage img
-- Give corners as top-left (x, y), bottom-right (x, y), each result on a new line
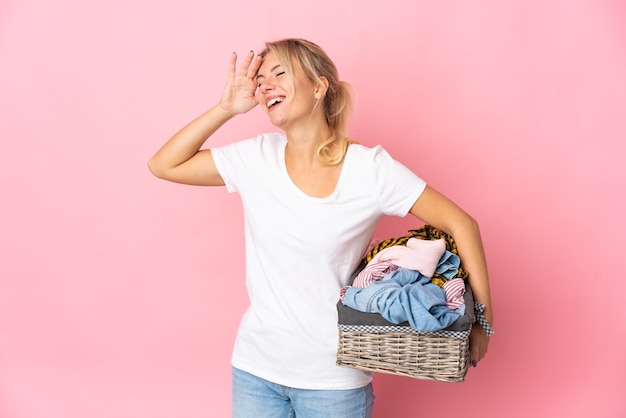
top-left (148, 38), bottom-right (493, 418)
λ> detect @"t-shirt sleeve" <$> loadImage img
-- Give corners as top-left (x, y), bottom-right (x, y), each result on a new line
top-left (211, 137), bottom-right (260, 194)
top-left (211, 143), bottom-right (239, 193)
top-left (371, 145), bottom-right (427, 216)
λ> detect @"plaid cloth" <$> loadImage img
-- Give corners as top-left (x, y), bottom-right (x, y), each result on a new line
top-left (337, 324), bottom-right (471, 340)
top-left (474, 302), bottom-right (494, 336)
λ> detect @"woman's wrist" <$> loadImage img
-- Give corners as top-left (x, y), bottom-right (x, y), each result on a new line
top-left (213, 103), bottom-right (238, 120)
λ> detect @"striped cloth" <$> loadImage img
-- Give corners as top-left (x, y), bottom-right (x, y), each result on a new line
top-left (352, 260), bottom-right (400, 288)
top-left (443, 278), bottom-right (465, 310)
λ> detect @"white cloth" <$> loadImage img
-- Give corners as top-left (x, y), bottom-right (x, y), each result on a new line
top-left (211, 133), bottom-right (426, 390)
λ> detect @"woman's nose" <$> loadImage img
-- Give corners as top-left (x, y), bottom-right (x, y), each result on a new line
top-left (259, 80), bottom-right (275, 92)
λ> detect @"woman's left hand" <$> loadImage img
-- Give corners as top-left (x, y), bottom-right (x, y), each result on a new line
top-left (469, 325), bottom-right (490, 366)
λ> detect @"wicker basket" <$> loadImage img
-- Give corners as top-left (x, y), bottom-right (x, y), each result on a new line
top-left (336, 270), bottom-right (475, 383)
top-left (336, 323), bottom-right (471, 383)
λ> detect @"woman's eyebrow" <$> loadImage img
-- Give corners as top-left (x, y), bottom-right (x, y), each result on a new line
top-left (256, 64), bottom-right (282, 80)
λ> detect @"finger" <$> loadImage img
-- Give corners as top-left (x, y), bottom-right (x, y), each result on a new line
top-left (469, 329), bottom-right (487, 367)
top-left (470, 345), bottom-right (479, 367)
top-left (228, 52), bottom-right (237, 78)
top-left (237, 50), bottom-right (255, 78)
top-left (469, 330), bottom-right (476, 365)
top-left (246, 54), bottom-right (263, 79)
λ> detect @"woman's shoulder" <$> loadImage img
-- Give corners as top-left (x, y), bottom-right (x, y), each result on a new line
top-left (347, 141), bottom-right (391, 160)
top-left (232, 131), bottom-right (285, 144)
top-left (247, 132), bottom-right (287, 150)
top-left (257, 131), bottom-right (287, 141)
top-left (219, 132), bottom-right (286, 152)
top-left (346, 142), bottom-right (413, 176)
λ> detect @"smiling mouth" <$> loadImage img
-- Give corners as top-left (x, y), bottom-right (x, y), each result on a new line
top-left (266, 97), bottom-right (284, 109)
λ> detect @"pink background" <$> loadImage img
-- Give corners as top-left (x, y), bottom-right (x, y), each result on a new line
top-left (1, 0), bottom-right (625, 417)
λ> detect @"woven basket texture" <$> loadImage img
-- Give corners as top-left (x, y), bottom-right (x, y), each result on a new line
top-left (336, 328), bottom-right (471, 383)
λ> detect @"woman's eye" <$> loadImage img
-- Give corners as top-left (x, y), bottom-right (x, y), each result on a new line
top-left (276, 71), bottom-right (285, 77)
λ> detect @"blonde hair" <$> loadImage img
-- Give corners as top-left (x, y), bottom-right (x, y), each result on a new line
top-left (260, 38), bottom-right (354, 165)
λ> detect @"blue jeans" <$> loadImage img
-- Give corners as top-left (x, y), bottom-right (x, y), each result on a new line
top-left (231, 367), bottom-right (374, 418)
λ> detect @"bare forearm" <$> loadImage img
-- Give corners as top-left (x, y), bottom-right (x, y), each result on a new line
top-left (148, 104), bottom-right (234, 176)
top-left (449, 218), bottom-right (493, 324)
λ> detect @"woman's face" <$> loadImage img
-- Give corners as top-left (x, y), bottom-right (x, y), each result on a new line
top-left (255, 52), bottom-right (321, 130)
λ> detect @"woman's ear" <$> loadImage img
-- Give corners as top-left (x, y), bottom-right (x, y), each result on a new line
top-left (314, 76), bottom-right (329, 99)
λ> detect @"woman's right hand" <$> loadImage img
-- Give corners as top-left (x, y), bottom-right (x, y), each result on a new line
top-left (148, 50), bottom-right (263, 186)
top-left (219, 50), bottom-right (263, 115)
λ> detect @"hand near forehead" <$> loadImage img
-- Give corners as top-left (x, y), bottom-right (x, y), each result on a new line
top-left (219, 50), bottom-right (263, 115)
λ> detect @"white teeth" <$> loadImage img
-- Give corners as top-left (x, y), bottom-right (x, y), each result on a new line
top-left (267, 97), bottom-right (284, 108)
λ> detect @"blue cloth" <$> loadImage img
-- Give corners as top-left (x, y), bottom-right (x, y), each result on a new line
top-left (342, 268), bottom-right (461, 332)
top-left (435, 250), bottom-right (461, 279)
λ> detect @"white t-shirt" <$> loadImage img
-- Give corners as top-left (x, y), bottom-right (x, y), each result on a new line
top-left (211, 132), bottom-right (426, 390)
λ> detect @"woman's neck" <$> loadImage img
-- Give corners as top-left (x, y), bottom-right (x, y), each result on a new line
top-left (284, 122), bottom-right (333, 168)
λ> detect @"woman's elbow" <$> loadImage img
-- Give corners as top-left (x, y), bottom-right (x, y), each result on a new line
top-left (455, 211), bottom-right (481, 237)
top-left (464, 211), bottom-right (479, 227)
top-left (453, 205), bottom-right (478, 226)
top-left (147, 158), bottom-right (168, 179)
